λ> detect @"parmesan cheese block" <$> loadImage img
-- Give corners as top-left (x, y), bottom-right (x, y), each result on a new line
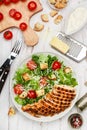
top-left (50, 37), bottom-right (69, 54)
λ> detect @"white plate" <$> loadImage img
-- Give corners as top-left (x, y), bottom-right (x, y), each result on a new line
top-left (10, 52), bottom-right (79, 122)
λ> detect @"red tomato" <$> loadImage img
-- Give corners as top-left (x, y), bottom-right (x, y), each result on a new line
top-left (52, 61), bottom-right (61, 70)
top-left (27, 60), bottom-right (37, 70)
top-left (3, 0), bottom-right (10, 5)
top-left (11, 0), bottom-right (19, 3)
top-left (0, 12), bottom-right (3, 21)
top-left (9, 9), bottom-right (16, 18)
top-left (14, 11), bottom-right (22, 20)
top-left (28, 1), bottom-right (37, 11)
top-left (14, 84), bottom-right (23, 95)
top-left (0, 0), bottom-right (3, 5)
top-left (3, 30), bottom-right (13, 40)
top-left (27, 90), bottom-right (37, 99)
top-left (19, 22), bottom-right (27, 31)
top-left (40, 77), bottom-right (48, 87)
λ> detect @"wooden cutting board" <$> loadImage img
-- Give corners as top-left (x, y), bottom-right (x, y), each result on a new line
top-left (0, 0), bottom-right (43, 46)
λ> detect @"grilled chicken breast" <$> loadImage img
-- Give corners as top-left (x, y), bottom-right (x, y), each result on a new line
top-left (22, 85), bottom-right (76, 117)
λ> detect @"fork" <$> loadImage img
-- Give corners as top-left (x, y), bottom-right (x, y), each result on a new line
top-left (0, 41), bottom-right (22, 94)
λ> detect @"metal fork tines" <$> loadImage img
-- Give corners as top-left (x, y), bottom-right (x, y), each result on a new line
top-left (0, 41), bottom-right (22, 94)
top-left (0, 41), bottom-right (22, 76)
top-left (10, 41), bottom-right (22, 63)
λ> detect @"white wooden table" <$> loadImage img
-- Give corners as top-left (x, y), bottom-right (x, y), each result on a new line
top-left (0, 0), bottom-right (87, 130)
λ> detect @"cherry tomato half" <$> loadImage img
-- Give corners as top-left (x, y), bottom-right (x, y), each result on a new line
top-left (19, 22), bottom-right (27, 31)
top-left (3, 30), bottom-right (13, 40)
top-left (27, 90), bottom-right (37, 99)
top-left (9, 9), bottom-right (17, 18)
top-left (3, 0), bottom-right (11, 5)
top-left (27, 60), bottom-right (37, 70)
top-left (52, 61), bottom-right (61, 70)
top-left (11, 0), bottom-right (19, 3)
top-left (28, 1), bottom-right (37, 11)
top-left (14, 11), bottom-right (22, 20)
top-left (0, 12), bottom-right (3, 21)
top-left (14, 84), bottom-right (24, 95)
top-left (0, 0), bottom-right (3, 5)
top-left (40, 77), bottom-right (48, 87)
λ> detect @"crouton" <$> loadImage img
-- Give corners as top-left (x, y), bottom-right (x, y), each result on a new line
top-left (41, 14), bottom-right (49, 22)
top-left (40, 63), bottom-right (48, 70)
top-left (34, 22), bottom-right (44, 31)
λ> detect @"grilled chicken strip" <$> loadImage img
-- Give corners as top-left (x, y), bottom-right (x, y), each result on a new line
top-left (22, 85), bottom-right (76, 117)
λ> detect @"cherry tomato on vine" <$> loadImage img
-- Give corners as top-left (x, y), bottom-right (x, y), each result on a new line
top-left (0, 12), bottom-right (3, 21)
top-left (27, 90), bottom-right (37, 99)
top-left (19, 22), bottom-right (27, 31)
top-left (9, 9), bottom-right (17, 18)
top-left (28, 1), bottom-right (37, 11)
top-left (14, 84), bottom-right (24, 95)
top-left (3, 30), bottom-right (13, 40)
top-left (14, 11), bottom-right (22, 20)
top-left (52, 61), bottom-right (61, 70)
top-left (3, 0), bottom-right (11, 5)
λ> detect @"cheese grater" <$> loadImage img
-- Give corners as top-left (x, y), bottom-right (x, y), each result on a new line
top-left (56, 32), bottom-right (87, 62)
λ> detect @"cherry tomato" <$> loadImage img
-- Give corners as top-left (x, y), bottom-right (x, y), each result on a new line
top-left (27, 90), bottom-right (37, 99)
top-left (40, 77), bottom-right (48, 87)
top-left (19, 22), bottom-right (27, 31)
top-left (28, 1), bottom-right (37, 11)
top-left (0, 0), bottom-right (3, 5)
top-left (9, 9), bottom-right (16, 18)
top-left (14, 84), bottom-right (24, 95)
top-left (14, 11), bottom-right (22, 20)
top-left (11, 0), bottom-right (19, 3)
top-left (3, 0), bottom-right (11, 5)
top-left (3, 30), bottom-right (13, 40)
top-left (0, 12), bottom-right (3, 21)
top-left (52, 61), bottom-right (61, 70)
top-left (27, 60), bottom-right (37, 70)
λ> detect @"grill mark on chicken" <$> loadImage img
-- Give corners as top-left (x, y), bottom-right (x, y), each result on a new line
top-left (22, 85), bottom-right (76, 117)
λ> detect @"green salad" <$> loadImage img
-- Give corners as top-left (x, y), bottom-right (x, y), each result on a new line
top-left (13, 54), bottom-right (78, 106)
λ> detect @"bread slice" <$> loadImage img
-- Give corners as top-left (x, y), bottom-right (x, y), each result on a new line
top-left (41, 14), bottom-right (49, 22)
top-left (54, 15), bottom-right (63, 24)
top-left (50, 36), bottom-right (69, 54)
top-left (50, 10), bottom-right (58, 17)
top-left (34, 22), bottom-right (44, 31)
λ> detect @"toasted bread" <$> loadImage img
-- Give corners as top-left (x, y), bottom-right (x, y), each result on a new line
top-left (34, 22), bottom-right (44, 31)
top-left (41, 14), bottom-right (49, 22)
top-left (54, 15), bottom-right (63, 24)
top-left (50, 10), bottom-right (58, 17)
